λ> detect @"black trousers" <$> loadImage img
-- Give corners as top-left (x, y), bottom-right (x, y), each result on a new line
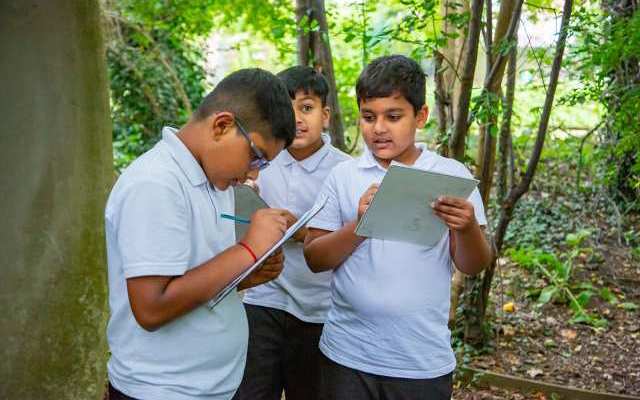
top-left (106, 382), bottom-right (139, 400)
top-left (319, 353), bottom-right (453, 400)
top-left (232, 304), bottom-right (324, 400)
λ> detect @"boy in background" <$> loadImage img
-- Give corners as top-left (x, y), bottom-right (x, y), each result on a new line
top-left (304, 55), bottom-right (492, 400)
top-left (234, 66), bottom-right (350, 400)
top-left (105, 68), bottom-right (295, 400)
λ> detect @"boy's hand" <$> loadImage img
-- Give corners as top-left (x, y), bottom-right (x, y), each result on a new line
top-left (431, 196), bottom-right (477, 232)
top-left (357, 184), bottom-right (379, 221)
top-left (281, 210), bottom-right (307, 242)
top-left (292, 227), bottom-right (308, 243)
top-left (238, 248), bottom-right (284, 290)
top-left (241, 208), bottom-right (288, 256)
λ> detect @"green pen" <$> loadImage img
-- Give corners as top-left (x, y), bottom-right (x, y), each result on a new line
top-left (220, 213), bottom-right (251, 224)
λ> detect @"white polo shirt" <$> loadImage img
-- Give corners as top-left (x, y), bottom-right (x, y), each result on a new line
top-left (242, 134), bottom-right (350, 323)
top-left (307, 145), bottom-right (487, 379)
top-left (105, 127), bottom-right (248, 400)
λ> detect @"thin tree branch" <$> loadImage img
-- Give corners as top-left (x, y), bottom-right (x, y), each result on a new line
top-left (486, 0), bottom-right (494, 71)
top-left (498, 40), bottom-right (518, 202)
top-left (434, 51), bottom-right (450, 155)
top-left (520, 18), bottom-right (548, 92)
top-left (485, 0), bottom-right (524, 90)
top-left (576, 120), bottom-right (603, 191)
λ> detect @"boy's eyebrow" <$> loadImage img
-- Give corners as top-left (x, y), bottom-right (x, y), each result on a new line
top-left (360, 107), bottom-right (406, 113)
top-left (296, 94), bottom-right (318, 101)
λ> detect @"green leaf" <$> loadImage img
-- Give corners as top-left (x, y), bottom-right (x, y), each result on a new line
top-left (565, 229), bottom-right (591, 247)
top-left (570, 311), bottom-right (590, 324)
top-left (538, 286), bottom-right (557, 305)
top-left (599, 287), bottom-right (618, 304)
top-left (620, 302), bottom-right (639, 311)
top-left (575, 290), bottom-right (593, 307)
top-left (557, 261), bottom-right (572, 282)
top-left (575, 282), bottom-right (595, 291)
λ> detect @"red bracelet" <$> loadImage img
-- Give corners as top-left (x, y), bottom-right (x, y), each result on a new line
top-left (238, 241), bottom-right (257, 263)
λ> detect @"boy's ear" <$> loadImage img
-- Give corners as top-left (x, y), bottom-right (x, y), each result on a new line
top-left (322, 106), bottom-right (331, 130)
top-left (416, 105), bottom-right (429, 129)
top-left (209, 111), bottom-right (235, 141)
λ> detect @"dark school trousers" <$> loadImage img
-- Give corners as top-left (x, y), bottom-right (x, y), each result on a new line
top-left (105, 382), bottom-right (139, 400)
top-left (233, 303), bottom-right (324, 400)
top-left (318, 353), bottom-right (453, 400)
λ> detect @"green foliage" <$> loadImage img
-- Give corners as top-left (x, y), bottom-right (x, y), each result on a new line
top-left (564, 2), bottom-right (640, 207)
top-left (103, 0), bottom-right (296, 170)
top-left (470, 90), bottom-right (502, 136)
top-left (506, 229), bottom-right (609, 328)
top-left (499, 132), bottom-right (616, 252)
top-left (564, 228), bottom-right (590, 248)
top-left (619, 302), bottom-right (639, 311)
top-left (502, 193), bottom-right (580, 252)
top-left (599, 287), bottom-right (618, 305)
top-left (104, 0), bottom-right (210, 170)
top-left (507, 247), bottom-right (563, 271)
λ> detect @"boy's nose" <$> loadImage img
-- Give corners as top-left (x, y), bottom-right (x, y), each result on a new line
top-left (374, 119), bottom-right (387, 134)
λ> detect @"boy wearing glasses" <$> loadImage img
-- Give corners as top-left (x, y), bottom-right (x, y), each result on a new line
top-left (104, 68), bottom-right (296, 400)
top-left (233, 66), bottom-right (350, 400)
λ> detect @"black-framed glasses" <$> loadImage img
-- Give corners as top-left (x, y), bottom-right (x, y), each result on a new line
top-left (235, 117), bottom-right (270, 171)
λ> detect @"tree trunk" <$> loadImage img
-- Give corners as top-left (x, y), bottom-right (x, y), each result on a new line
top-left (0, 1), bottom-right (113, 398)
top-left (449, 0), bottom-right (485, 161)
top-left (460, 0), bottom-right (523, 344)
top-left (441, 0), bottom-right (481, 324)
top-left (434, 51), bottom-right (451, 156)
top-left (471, 0), bottom-right (574, 342)
top-left (497, 42), bottom-right (518, 203)
top-left (436, 0), bottom-right (471, 158)
top-left (601, 0), bottom-right (640, 202)
top-left (296, 0), bottom-right (346, 151)
top-left (476, 0), bottom-right (524, 204)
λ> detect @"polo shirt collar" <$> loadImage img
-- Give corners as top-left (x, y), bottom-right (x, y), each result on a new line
top-left (279, 133), bottom-right (332, 173)
top-left (357, 142), bottom-right (438, 171)
top-left (356, 146), bottom-right (381, 170)
top-left (162, 126), bottom-right (208, 187)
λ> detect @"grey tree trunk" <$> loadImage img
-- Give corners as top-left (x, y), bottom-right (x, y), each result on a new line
top-left (497, 41), bottom-right (518, 203)
top-left (296, 0), bottom-right (346, 151)
top-left (435, 0), bottom-right (471, 158)
top-left (449, 0), bottom-right (485, 161)
top-left (0, 1), bottom-right (113, 398)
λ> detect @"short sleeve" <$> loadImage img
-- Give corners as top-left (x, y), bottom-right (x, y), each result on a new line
top-left (116, 180), bottom-right (191, 278)
top-left (307, 168), bottom-right (343, 232)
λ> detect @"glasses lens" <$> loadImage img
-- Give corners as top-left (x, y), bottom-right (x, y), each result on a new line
top-left (249, 158), bottom-right (269, 171)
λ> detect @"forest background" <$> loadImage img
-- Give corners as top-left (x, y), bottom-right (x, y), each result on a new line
top-left (103, 0), bottom-right (640, 397)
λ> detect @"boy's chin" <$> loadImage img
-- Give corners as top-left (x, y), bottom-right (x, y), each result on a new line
top-left (371, 147), bottom-right (399, 161)
top-left (210, 179), bottom-right (232, 191)
top-left (290, 135), bottom-right (321, 150)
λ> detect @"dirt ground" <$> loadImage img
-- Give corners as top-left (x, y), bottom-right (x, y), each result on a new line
top-left (452, 226), bottom-right (640, 399)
